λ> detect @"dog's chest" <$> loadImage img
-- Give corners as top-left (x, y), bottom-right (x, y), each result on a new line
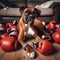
top-left (24, 24), bottom-right (34, 36)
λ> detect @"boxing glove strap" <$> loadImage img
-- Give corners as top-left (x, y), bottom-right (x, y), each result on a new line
top-left (11, 28), bottom-right (16, 31)
top-left (8, 28), bottom-right (17, 34)
top-left (23, 43), bottom-right (29, 50)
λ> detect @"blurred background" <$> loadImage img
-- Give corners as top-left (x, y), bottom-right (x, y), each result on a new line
top-left (0, 0), bottom-right (60, 23)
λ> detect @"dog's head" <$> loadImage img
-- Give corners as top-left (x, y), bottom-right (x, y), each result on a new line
top-left (20, 7), bottom-right (41, 24)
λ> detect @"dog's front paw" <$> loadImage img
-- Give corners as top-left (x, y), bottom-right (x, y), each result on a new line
top-left (24, 44), bottom-right (36, 59)
top-left (27, 52), bottom-right (36, 59)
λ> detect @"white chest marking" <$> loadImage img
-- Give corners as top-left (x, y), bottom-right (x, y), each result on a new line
top-left (27, 27), bottom-right (34, 35)
top-left (24, 24), bottom-right (34, 36)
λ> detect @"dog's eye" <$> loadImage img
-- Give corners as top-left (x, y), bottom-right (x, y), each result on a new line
top-left (24, 11), bottom-right (30, 16)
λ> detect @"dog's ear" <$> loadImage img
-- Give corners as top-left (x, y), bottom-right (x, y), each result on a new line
top-left (19, 6), bottom-right (27, 15)
top-left (33, 8), bottom-right (41, 17)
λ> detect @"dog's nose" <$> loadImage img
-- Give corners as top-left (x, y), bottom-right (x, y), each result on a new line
top-left (28, 14), bottom-right (33, 19)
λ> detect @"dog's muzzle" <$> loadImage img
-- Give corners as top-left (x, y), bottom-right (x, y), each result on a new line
top-left (24, 11), bottom-right (35, 24)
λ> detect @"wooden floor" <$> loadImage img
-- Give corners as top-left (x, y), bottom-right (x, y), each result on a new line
top-left (0, 39), bottom-right (60, 60)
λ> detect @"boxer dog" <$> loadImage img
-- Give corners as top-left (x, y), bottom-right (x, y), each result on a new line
top-left (18, 7), bottom-right (50, 58)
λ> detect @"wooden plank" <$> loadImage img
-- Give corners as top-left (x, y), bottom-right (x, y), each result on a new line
top-left (54, 52), bottom-right (60, 60)
top-left (1, 51), bottom-right (15, 60)
top-left (14, 49), bottom-right (26, 60)
top-left (54, 43), bottom-right (60, 50)
top-left (53, 43), bottom-right (60, 60)
top-left (0, 48), bottom-right (5, 60)
top-left (40, 54), bottom-right (55, 60)
top-left (0, 42), bottom-right (60, 60)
